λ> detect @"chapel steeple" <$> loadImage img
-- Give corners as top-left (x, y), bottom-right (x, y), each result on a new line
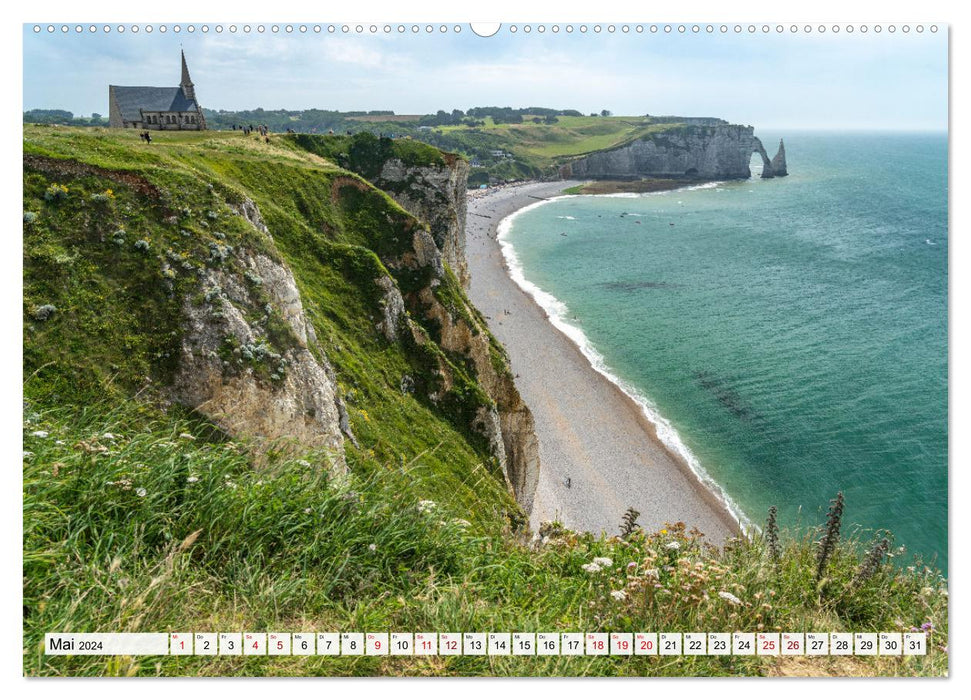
top-left (180, 50), bottom-right (196, 103)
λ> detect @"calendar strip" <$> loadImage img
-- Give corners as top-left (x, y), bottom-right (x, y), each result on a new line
top-left (45, 632), bottom-right (927, 657)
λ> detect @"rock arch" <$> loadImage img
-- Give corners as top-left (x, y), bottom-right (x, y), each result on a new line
top-left (753, 137), bottom-right (788, 179)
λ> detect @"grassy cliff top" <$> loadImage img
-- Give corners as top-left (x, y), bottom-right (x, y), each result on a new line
top-left (435, 116), bottom-right (688, 162)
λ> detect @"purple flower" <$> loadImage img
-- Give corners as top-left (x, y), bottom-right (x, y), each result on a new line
top-left (921, 622), bottom-right (934, 632)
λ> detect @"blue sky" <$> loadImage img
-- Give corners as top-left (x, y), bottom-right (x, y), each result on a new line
top-left (22, 24), bottom-right (948, 130)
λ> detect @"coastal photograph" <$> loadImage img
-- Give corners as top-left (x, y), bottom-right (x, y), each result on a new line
top-left (21, 21), bottom-right (947, 677)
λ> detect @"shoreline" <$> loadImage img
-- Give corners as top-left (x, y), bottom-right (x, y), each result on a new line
top-left (465, 180), bottom-right (744, 544)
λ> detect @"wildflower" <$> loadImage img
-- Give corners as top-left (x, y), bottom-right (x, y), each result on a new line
top-left (368, 543), bottom-right (377, 552)
top-left (418, 500), bottom-right (437, 513)
top-left (765, 505), bottom-right (780, 561)
top-left (644, 568), bottom-right (660, 579)
top-left (102, 433), bottom-right (116, 440)
top-left (718, 591), bottom-right (742, 605)
top-left (855, 535), bottom-right (891, 586)
top-left (304, 508), bottom-right (312, 514)
top-left (55, 440), bottom-right (65, 446)
top-left (921, 622), bottom-right (934, 632)
top-left (660, 529), bottom-right (668, 535)
top-left (225, 481), bottom-right (237, 490)
top-left (44, 183), bottom-right (69, 202)
top-left (135, 488), bottom-right (147, 498)
top-left (620, 506), bottom-right (641, 538)
top-left (30, 430), bottom-right (49, 438)
top-left (610, 590), bottom-right (627, 602)
top-left (296, 459), bottom-right (311, 467)
top-left (815, 491), bottom-right (844, 583)
top-left (186, 476), bottom-right (199, 484)
top-left (23, 451), bottom-right (34, 459)
top-left (581, 562), bottom-right (602, 574)
top-left (23, 211), bottom-right (38, 224)
top-left (665, 541), bottom-right (680, 551)
top-left (452, 518), bottom-right (472, 528)
top-left (592, 557), bottom-right (613, 567)
top-left (134, 239), bottom-right (151, 252)
top-left (627, 562), bottom-right (637, 571)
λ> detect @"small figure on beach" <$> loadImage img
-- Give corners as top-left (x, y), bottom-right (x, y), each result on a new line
top-left (565, 477), bottom-right (572, 489)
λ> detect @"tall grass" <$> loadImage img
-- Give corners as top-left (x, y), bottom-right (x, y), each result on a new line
top-left (23, 399), bottom-right (948, 677)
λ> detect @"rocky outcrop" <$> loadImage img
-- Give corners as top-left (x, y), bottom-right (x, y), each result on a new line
top-left (415, 281), bottom-right (541, 512)
top-left (169, 208), bottom-right (346, 468)
top-left (376, 157), bottom-right (471, 287)
top-left (770, 139), bottom-right (788, 177)
top-left (371, 162), bottom-right (542, 511)
top-left (560, 124), bottom-right (788, 180)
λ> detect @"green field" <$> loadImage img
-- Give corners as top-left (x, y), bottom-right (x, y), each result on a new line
top-left (438, 116), bottom-right (674, 161)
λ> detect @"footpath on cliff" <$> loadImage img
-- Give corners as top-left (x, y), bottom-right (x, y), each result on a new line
top-left (464, 181), bottom-right (739, 543)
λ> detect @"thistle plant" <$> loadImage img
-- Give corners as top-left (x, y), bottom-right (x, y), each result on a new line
top-left (765, 505), bottom-right (780, 562)
top-left (620, 506), bottom-right (641, 539)
top-left (854, 535), bottom-right (891, 586)
top-left (815, 491), bottom-right (844, 583)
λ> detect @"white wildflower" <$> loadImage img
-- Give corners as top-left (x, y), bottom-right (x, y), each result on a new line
top-left (304, 508), bottom-right (312, 514)
top-left (368, 543), bottom-right (377, 552)
top-left (718, 591), bottom-right (742, 606)
top-left (296, 459), bottom-right (311, 467)
top-left (665, 541), bottom-right (681, 551)
top-left (581, 562), bottom-right (602, 574)
top-left (225, 481), bottom-right (237, 490)
top-left (135, 487), bottom-right (147, 498)
top-left (102, 433), bottom-right (117, 440)
top-left (592, 557), bottom-right (613, 567)
top-left (644, 568), bottom-right (660, 579)
top-left (452, 519), bottom-right (472, 528)
top-left (610, 590), bottom-right (627, 601)
top-left (30, 430), bottom-right (49, 438)
top-left (187, 476), bottom-right (199, 483)
top-left (418, 500), bottom-right (437, 513)
top-left (23, 451), bottom-right (34, 459)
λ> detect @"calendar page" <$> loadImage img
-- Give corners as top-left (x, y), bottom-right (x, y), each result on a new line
top-left (19, 1), bottom-right (950, 680)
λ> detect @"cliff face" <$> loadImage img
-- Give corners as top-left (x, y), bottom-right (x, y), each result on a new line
top-left (560, 124), bottom-right (788, 180)
top-left (170, 201), bottom-right (346, 466)
top-left (369, 159), bottom-right (541, 511)
top-left (375, 156), bottom-right (471, 288)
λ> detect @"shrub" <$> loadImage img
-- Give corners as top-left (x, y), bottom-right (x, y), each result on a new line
top-left (32, 304), bottom-right (57, 321)
top-left (43, 183), bottom-right (69, 202)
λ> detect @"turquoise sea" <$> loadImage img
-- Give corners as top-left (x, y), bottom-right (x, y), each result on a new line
top-left (501, 132), bottom-right (948, 570)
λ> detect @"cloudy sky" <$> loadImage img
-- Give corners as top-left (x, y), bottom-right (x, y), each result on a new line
top-left (22, 23), bottom-right (948, 130)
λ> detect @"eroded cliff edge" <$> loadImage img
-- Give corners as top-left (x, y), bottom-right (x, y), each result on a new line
top-left (365, 152), bottom-right (541, 512)
top-left (24, 132), bottom-right (540, 518)
top-left (559, 124), bottom-right (788, 180)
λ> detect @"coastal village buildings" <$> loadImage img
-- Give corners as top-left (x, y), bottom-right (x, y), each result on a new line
top-left (108, 51), bottom-right (206, 130)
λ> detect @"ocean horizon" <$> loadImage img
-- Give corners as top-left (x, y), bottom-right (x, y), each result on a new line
top-left (500, 130), bottom-right (948, 570)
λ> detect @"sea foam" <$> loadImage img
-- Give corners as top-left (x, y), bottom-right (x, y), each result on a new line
top-left (496, 190), bottom-right (754, 535)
